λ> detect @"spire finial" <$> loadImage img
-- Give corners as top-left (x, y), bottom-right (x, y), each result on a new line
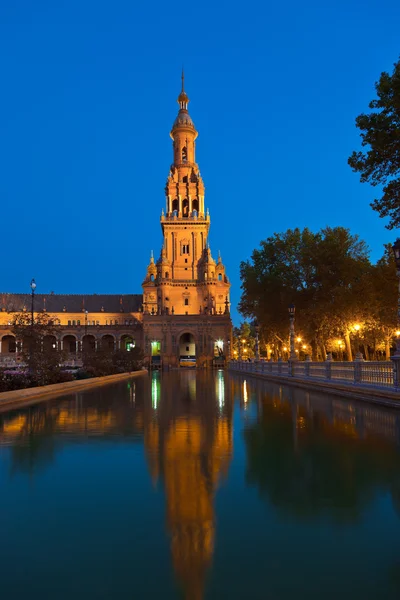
top-left (177, 69), bottom-right (189, 110)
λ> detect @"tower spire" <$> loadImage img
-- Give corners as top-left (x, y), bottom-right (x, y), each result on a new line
top-left (177, 69), bottom-right (189, 111)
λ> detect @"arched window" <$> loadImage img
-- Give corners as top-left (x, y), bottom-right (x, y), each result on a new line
top-left (218, 273), bottom-right (222, 281)
top-left (192, 198), bottom-right (199, 212)
top-left (165, 272), bottom-right (169, 279)
top-left (184, 298), bottom-right (189, 306)
top-left (182, 146), bottom-right (187, 162)
top-left (150, 274), bottom-right (154, 282)
top-left (182, 198), bottom-right (189, 217)
top-left (172, 199), bottom-right (178, 212)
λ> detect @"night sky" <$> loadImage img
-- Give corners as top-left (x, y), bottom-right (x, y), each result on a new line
top-left (0, 1), bottom-right (398, 324)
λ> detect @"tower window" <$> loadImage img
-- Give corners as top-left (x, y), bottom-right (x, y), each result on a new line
top-left (172, 199), bottom-right (178, 212)
top-left (218, 273), bottom-right (222, 281)
top-left (165, 271), bottom-right (169, 279)
top-left (192, 199), bottom-right (199, 212)
top-left (182, 244), bottom-right (189, 254)
top-left (182, 199), bottom-right (189, 217)
top-left (184, 298), bottom-right (189, 306)
top-left (182, 146), bottom-right (187, 162)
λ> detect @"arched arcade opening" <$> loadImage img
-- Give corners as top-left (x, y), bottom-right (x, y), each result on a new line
top-left (179, 332), bottom-right (196, 367)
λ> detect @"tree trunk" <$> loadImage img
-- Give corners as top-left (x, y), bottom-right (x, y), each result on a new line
top-left (311, 339), bottom-right (317, 361)
top-left (344, 331), bottom-right (352, 362)
top-left (385, 338), bottom-right (391, 360)
top-left (320, 344), bottom-right (327, 361)
top-left (363, 344), bottom-right (369, 361)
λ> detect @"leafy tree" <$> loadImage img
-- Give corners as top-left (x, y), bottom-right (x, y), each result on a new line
top-left (348, 58), bottom-right (400, 230)
top-left (82, 347), bottom-right (144, 377)
top-left (112, 347), bottom-right (144, 372)
top-left (232, 322), bottom-right (256, 358)
top-left (368, 245), bottom-right (398, 357)
top-left (11, 312), bottom-right (66, 385)
top-left (239, 227), bottom-right (371, 360)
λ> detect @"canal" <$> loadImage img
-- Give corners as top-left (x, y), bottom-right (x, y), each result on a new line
top-left (1, 371), bottom-right (400, 599)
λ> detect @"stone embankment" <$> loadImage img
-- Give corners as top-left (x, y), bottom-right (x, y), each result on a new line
top-left (0, 370), bottom-right (147, 412)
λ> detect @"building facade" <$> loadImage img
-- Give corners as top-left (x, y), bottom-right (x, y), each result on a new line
top-left (0, 75), bottom-right (232, 368)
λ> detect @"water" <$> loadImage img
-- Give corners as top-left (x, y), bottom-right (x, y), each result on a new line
top-left (1, 371), bottom-right (400, 599)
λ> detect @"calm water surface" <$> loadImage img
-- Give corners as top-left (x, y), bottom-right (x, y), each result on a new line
top-left (1, 371), bottom-right (400, 599)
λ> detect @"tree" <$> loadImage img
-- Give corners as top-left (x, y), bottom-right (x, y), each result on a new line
top-left (368, 245), bottom-right (398, 358)
top-left (239, 227), bottom-right (371, 360)
top-left (11, 312), bottom-right (66, 385)
top-left (348, 58), bottom-right (400, 230)
top-left (112, 347), bottom-right (144, 372)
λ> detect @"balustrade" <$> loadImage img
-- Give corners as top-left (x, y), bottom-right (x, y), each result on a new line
top-left (229, 359), bottom-right (396, 390)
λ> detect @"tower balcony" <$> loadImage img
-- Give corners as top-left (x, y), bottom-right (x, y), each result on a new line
top-left (161, 212), bottom-right (209, 222)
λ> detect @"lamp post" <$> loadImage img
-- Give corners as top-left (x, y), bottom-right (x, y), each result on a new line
top-left (391, 238), bottom-right (400, 385)
top-left (30, 278), bottom-right (36, 327)
top-left (288, 304), bottom-right (297, 360)
top-left (254, 321), bottom-right (260, 361)
top-left (85, 310), bottom-right (88, 336)
top-left (353, 324), bottom-right (362, 360)
top-left (29, 278), bottom-right (36, 374)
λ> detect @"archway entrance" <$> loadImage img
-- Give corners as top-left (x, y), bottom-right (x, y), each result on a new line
top-left (179, 332), bottom-right (196, 368)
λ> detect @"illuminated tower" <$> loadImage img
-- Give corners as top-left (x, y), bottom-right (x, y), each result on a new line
top-left (143, 73), bottom-right (230, 317)
top-left (142, 74), bottom-right (232, 368)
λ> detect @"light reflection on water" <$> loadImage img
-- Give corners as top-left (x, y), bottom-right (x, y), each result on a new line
top-left (1, 372), bottom-right (400, 599)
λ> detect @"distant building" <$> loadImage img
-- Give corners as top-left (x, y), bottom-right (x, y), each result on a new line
top-left (0, 75), bottom-right (232, 368)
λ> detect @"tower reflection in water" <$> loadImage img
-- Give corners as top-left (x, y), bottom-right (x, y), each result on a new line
top-left (145, 369), bottom-right (233, 600)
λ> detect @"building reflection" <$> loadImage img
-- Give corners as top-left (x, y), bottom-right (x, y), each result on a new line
top-left (4, 373), bottom-right (400, 593)
top-left (0, 381), bottom-right (145, 473)
top-left (144, 370), bottom-right (233, 600)
top-left (229, 375), bottom-right (400, 523)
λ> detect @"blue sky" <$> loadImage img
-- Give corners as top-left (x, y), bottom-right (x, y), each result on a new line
top-left (0, 0), bottom-right (399, 324)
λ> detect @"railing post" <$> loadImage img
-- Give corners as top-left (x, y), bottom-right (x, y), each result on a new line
top-left (305, 354), bottom-right (311, 377)
top-left (288, 358), bottom-right (294, 377)
top-left (325, 353), bottom-right (332, 380)
top-left (354, 355), bottom-right (363, 384)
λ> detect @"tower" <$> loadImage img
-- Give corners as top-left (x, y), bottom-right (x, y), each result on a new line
top-left (142, 74), bottom-right (232, 368)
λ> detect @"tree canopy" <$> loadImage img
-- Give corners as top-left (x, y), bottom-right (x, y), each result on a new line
top-left (239, 227), bottom-right (396, 360)
top-left (348, 58), bottom-right (400, 230)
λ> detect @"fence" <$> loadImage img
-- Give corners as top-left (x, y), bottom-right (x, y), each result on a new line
top-left (230, 359), bottom-right (396, 390)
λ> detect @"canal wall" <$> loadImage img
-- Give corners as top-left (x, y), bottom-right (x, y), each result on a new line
top-left (229, 366), bottom-right (400, 408)
top-left (0, 370), bottom-right (147, 412)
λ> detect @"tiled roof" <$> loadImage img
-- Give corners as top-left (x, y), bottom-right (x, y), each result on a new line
top-left (0, 293), bottom-right (143, 314)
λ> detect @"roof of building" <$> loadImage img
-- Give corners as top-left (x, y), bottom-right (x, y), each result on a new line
top-left (0, 293), bottom-right (143, 314)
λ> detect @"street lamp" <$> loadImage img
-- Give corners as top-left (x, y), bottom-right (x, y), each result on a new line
top-left (288, 304), bottom-right (297, 360)
top-left (254, 320), bottom-right (260, 361)
top-left (353, 324), bottom-right (362, 360)
top-left (391, 238), bottom-right (400, 384)
top-left (29, 278), bottom-right (36, 374)
top-left (30, 278), bottom-right (36, 327)
top-left (85, 310), bottom-right (88, 336)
